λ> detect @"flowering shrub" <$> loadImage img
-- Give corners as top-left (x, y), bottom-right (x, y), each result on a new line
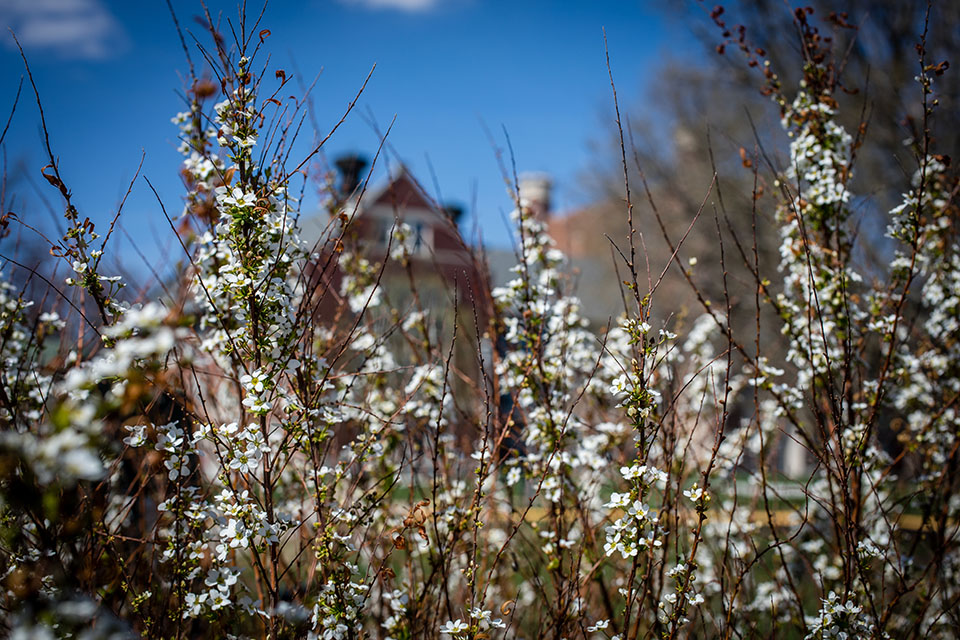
top-left (0, 5), bottom-right (958, 640)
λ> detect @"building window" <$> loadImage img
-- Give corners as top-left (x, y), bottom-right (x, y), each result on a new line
top-left (375, 218), bottom-right (392, 247)
top-left (411, 221), bottom-right (427, 254)
top-left (372, 216), bottom-right (432, 255)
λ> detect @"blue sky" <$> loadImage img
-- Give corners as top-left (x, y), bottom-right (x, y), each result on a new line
top-left (0, 0), bottom-right (694, 279)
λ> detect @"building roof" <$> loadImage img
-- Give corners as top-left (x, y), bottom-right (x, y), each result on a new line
top-left (361, 167), bottom-right (436, 213)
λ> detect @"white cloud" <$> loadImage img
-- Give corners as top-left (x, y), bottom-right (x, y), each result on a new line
top-left (339, 0), bottom-right (443, 12)
top-left (1, 0), bottom-right (126, 60)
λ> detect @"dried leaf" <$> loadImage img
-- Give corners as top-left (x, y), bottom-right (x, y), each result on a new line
top-left (41, 165), bottom-right (65, 194)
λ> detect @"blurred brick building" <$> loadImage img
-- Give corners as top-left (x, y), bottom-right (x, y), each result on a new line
top-left (302, 155), bottom-right (490, 399)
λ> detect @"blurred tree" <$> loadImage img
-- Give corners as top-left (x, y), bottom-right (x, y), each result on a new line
top-left (581, 0), bottom-right (958, 330)
top-left (691, 0), bottom-right (959, 216)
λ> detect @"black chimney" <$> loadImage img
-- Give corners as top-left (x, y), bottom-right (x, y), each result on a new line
top-left (443, 203), bottom-right (465, 225)
top-left (334, 153), bottom-right (368, 198)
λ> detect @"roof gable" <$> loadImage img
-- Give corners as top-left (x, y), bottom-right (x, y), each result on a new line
top-left (368, 169), bottom-right (435, 212)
